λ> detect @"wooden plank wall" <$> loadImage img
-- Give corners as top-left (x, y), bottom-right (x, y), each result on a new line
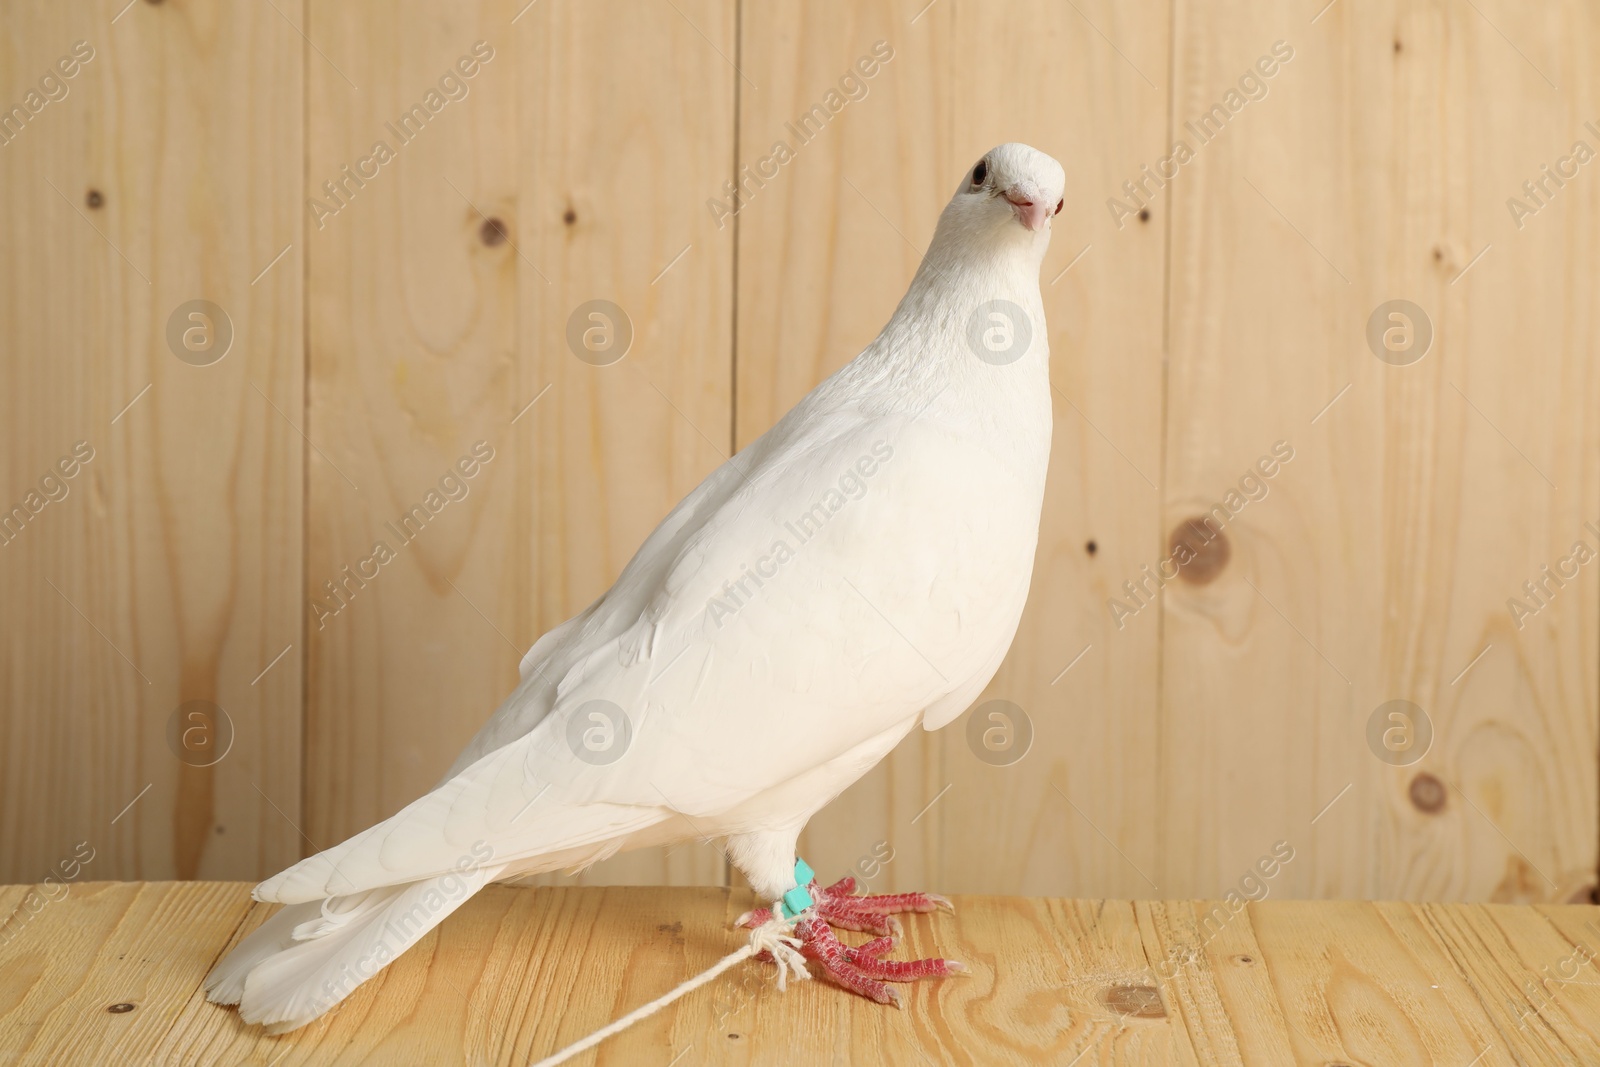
top-left (0, 0), bottom-right (1594, 905)
top-left (1161, 0), bottom-right (1599, 902)
top-left (0, 2), bottom-right (303, 885)
top-left (302, 0), bottom-right (733, 888)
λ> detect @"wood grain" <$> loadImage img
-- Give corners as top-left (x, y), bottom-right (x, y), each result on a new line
top-left (1160, 0), bottom-right (1600, 901)
top-left (512, 0), bottom-right (736, 888)
top-left (0, 881), bottom-right (254, 1064)
top-left (4, 882), bottom-right (1599, 1065)
top-left (0, 0), bottom-right (303, 883)
top-left (301, 0), bottom-right (733, 887)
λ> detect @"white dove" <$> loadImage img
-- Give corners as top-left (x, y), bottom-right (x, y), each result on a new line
top-left (206, 142), bottom-right (1065, 1031)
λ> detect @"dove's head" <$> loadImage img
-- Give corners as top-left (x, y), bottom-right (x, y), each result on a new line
top-left (935, 143), bottom-right (1065, 257)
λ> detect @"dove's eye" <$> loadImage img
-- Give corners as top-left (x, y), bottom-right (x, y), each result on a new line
top-left (970, 160), bottom-right (987, 187)
top-left (1054, 199), bottom-right (1063, 215)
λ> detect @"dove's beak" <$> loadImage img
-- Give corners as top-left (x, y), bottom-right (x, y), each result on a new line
top-left (1003, 183), bottom-right (1050, 232)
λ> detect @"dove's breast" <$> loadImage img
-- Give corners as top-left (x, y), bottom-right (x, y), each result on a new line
top-left (837, 405), bottom-right (1050, 675)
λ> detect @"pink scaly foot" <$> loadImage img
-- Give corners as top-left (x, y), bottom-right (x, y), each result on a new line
top-left (738, 876), bottom-right (964, 1006)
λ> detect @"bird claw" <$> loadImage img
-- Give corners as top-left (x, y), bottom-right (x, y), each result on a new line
top-left (738, 875), bottom-right (964, 1004)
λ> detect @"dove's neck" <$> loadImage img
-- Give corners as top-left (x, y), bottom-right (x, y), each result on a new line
top-left (904, 245), bottom-right (1043, 319)
top-left (872, 229), bottom-right (1049, 379)
top-left (823, 244), bottom-right (1050, 474)
top-left (832, 222), bottom-right (1054, 448)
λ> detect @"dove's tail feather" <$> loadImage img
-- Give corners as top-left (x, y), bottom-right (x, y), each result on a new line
top-left (205, 863), bottom-right (503, 1033)
top-left (202, 898), bottom-right (323, 1006)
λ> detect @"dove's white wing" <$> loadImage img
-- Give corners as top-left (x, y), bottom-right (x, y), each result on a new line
top-left (258, 395), bottom-right (1037, 905)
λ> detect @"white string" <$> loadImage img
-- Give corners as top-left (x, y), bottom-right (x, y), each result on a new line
top-left (529, 904), bottom-right (810, 1067)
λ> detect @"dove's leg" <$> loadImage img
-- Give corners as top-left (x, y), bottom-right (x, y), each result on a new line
top-left (738, 876), bottom-right (965, 1005)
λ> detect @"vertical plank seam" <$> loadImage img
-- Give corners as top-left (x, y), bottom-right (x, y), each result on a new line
top-left (729, 0), bottom-right (742, 462)
top-left (296, 0), bottom-right (312, 865)
top-left (724, 0), bottom-right (743, 889)
top-left (1154, 0), bottom-right (1178, 895)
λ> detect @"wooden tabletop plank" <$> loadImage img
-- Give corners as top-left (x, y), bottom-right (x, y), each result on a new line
top-left (1531, 907), bottom-right (1600, 1045)
top-left (1434, 903), bottom-right (1600, 1065)
top-left (1042, 899), bottom-right (1201, 1066)
top-left (0, 882), bottom-right (256, 1065)
top-left (1139, 900), bottom-right (1278, 1065)
top-left (3, 883), bottom-right (1600, 1065)
top-left (1243, 900), bottom-right (1499, 1065)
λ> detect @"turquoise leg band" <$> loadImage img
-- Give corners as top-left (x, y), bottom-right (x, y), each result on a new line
top-left (779, 857), bottom-right (815, 918)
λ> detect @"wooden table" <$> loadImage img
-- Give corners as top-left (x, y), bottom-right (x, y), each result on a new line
top-left (1, 882), bottom-right (1598, 1065)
